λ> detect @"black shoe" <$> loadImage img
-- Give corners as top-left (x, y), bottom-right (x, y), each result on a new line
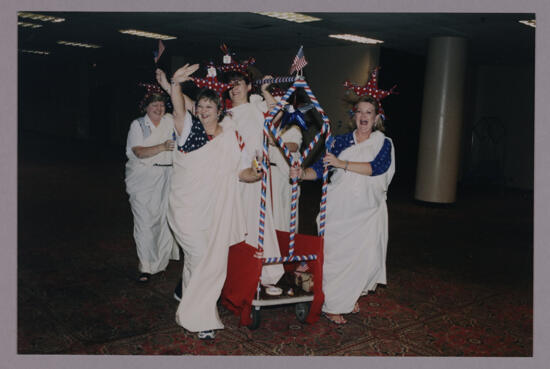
top-left (138, 273), bottom-right (151, 283)
top-left (174, 278), bottom-right (182, 302)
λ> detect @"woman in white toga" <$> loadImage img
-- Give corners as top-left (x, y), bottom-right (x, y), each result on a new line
top-left (125, 85), bottom-right (179, 283)
top-left (157, 65), bottom-right (261, 339)
top-left (290, 95), bottom-right (395, 324)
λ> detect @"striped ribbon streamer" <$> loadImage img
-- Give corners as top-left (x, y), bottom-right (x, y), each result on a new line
top-left (256, 134), bottom-right (269, 253)
top-left (294, 79), bottom-right (333, 236)
top-left (288, 176), bottom-right (299, 256)
top-left (253, 76), bottom-right (296, 85)
top-left (263, 254), bottom-right (318, 264)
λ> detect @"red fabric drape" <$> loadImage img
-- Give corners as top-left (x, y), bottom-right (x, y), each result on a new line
top-left (221, 242), bottom-right (262, 326)
top-left (221, 232), bottom-right (324, 326)
top-left (275, 231), bottom-right (324, 324)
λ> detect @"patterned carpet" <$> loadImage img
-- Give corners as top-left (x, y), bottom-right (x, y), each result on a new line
top-left (17, 134), bottom-right (532, 356)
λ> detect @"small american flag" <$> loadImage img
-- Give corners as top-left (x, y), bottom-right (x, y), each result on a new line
top-left (289, 46), bottom-right (308, 74)
top-left (153, 40), bottom-right (165, 64)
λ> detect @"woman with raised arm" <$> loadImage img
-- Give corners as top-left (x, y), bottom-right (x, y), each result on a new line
top-left (156, 65), bottom-right (260, 340)
top-left (290, 95), bottom-right (395, 325)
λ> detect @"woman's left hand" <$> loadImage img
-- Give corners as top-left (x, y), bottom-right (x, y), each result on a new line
top-left (172, 63), bottom-right (200, 84)
top-left (323, 153), bottom-right (344, 168)
top-left (261, 74), bottom-right (273, 93)
top-left (155, 69), bottom-right (170, 92)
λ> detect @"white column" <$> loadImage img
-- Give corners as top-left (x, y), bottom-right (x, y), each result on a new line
top-left (415, 37), bottom-right (467, 203)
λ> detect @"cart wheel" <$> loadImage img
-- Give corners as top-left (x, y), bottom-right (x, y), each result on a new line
top-left (295, 302), bottom-right (310, 323)
top-left (248, 307), bottom-right (261, 330)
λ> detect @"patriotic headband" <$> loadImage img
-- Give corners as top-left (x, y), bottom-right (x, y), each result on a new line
top-left (343, 67), bottom-right (397, 117)
top-left (190, 63), bottom-right (232, 95)
top-left (139, 83), bottom-right (171, 111)
top-left (217, 43), bottom-right (255, 75)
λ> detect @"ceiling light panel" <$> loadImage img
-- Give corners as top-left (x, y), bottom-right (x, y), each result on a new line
top-left (18, 12), bottom-right (65, 23)
top-left (518, 20), bottom-right (536, 28)
top-left (57, 40), bottom-right (101, 49)
top-left (18, 21), bottom-right (43, 29)
top-left (254, 12), bottom-right (322, 23)
top-left (21, 49), bottom-right (50, 55)
top-left (329, 34), bottom-right (384, 44)
top-left (119, 29), bottom-right (177, 40)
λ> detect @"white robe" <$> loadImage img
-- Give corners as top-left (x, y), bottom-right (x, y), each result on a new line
top-left (269, 125), bottom-right (303, 232)
top-left (168, 118), bottom-right (247, 332)
top-left (229, 99), bottom-right (284, 285)
top-left (320, 130), bottom-right (395, 314)
top-left (125, 115), bottom-right (178, 274)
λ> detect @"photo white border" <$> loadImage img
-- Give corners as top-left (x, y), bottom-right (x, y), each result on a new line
top-left (2, 0), bottom-right (548, 368)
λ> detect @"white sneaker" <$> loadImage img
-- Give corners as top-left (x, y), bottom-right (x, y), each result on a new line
top-left (197, 330), bottom-right (216, 340)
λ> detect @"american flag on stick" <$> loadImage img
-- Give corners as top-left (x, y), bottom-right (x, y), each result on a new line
top-left (153, 40), bottom-right (165, 64)
top-left (289, 45), bottom-right (308, 75)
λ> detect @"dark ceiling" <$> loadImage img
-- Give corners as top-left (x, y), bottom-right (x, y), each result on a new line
top-left (18, 12), bottom-right (535, 65)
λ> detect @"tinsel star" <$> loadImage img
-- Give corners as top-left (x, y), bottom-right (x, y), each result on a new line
top-left (280, 105), bottom-right (308, 131)
top-left (190, 63), bottom-right (232, 95)
top-left (343, 67), bottom-right (397, 116)
top-left (217, 43), bottom-right (255, 74)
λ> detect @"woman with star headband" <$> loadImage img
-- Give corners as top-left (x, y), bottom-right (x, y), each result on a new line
top-left (124, 83), bottom-right (179, 284)
top-left (155, 65), bottom-right (261, 340)
top-left (222, 69), bottom-right (287, 288)
top-left (176, 57), bottom-right (287, 288)
top-left (290, 94), bottom-right (395, 325)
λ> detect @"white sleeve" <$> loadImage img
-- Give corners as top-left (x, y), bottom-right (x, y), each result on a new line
top-left (176, 111), bottom-right (194, 147)
top-left (250, 94), bottom-right (268, 113)
top-left (125, 120), bottom-right (143, 160)
top-left (281, 125), bottom-right (303, 146)
top-left (239, 145), bottom-right (254, 171)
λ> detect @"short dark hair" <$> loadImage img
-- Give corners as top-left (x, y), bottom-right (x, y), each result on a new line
top-left (223, 71), bottom-right (250, 85)
top-left (140, 93), bottom-right (167, 114)
top-left (223, 71), bottom-right (252, 102)
top-left (195, 88), bottom-right (226, 122)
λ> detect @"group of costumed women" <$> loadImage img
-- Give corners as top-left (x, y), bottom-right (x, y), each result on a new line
top-left (124, 52), bottom-right (395, 338)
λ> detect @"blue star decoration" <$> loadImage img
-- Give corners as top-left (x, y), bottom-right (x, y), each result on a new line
top-left (280, 105), bottom-right (308, 131)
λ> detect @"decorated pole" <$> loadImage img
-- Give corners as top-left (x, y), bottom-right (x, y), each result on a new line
top-left (259, 75), bottom-right (333, 264)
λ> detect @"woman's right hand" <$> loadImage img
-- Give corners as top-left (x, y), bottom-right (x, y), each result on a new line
top-left (163, 139), bottom-right (175, 151)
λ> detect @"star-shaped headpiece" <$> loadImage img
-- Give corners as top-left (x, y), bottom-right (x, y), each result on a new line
top-left (343, 67), bottom-right (397, 117)
top-left (138, 82), bottom-right (170, 110)
top-left (190, 62), bottom-right (232, 95)
top-left (217, 43), bottom-right (255, 75)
